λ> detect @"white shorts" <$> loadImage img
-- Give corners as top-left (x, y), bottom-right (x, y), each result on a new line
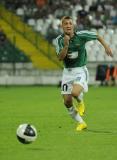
top-left (61, 66), bottom-right (89, 94)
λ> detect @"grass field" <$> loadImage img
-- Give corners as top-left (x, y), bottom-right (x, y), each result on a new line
top-left (0, 86), bottom-right (117, 160)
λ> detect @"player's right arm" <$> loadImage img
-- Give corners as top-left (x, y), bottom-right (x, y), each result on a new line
top-left (58, 35), bottom-right (70, 61)
top-left (55, 35), bottom-right (70, 61)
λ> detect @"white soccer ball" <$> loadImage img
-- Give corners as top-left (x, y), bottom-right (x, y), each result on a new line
top-left (16, 124), bottom-right (37, 144)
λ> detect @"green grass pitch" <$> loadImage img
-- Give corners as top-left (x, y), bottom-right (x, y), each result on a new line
top-left (0, 86), bottom-right (117, 160)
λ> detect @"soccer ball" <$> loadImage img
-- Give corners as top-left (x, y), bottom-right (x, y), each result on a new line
top-left (16, 124), bottom-right (37, 144)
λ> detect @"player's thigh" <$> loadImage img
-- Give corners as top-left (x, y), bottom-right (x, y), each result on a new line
top-left (62, 94), bottom-right (73, 107)
top-left (71, 84), bottom-right (84, 97)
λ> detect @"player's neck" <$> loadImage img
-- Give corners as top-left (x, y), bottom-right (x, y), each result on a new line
top-left (65, 32), bottom-right (74, 38)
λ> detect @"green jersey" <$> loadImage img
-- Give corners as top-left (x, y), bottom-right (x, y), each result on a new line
top-left (55, 30), bottom-right (98, 68)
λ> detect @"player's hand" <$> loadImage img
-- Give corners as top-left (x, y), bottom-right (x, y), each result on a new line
top-left (64, 35), bottom-right (70, 47)
top-left (105, 46), bottom-right (113, 57)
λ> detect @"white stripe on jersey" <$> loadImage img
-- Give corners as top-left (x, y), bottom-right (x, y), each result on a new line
top-left (76, 30), bottom-right (97, 35)
top-left (55, 35), bottom-right (63, 55)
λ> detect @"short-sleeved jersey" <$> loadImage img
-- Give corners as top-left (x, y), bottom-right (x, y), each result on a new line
top-left (55, 30), bottom-right (98, 68)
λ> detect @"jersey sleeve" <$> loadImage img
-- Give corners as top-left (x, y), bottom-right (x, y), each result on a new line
top-left (54, 35), bottom-right (63, 55)
top-left (77, 30), bottom-right (98, 42)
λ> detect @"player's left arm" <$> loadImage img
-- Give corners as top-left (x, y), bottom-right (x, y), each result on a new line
top-left (97, 35), bottom-right (113, 57)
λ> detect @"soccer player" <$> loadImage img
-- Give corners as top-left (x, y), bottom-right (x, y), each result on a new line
top-left (54, 16), bottom-right (113, 131)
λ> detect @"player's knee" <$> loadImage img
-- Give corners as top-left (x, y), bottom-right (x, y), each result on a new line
top-left (64, 98), bottom-right (72, 108)
top-left (71, 90), bottom-right (80, 97)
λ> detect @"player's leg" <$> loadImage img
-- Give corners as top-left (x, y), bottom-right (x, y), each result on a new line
top-left (71, 84), bottom-right (87, 131)
top-left (72, 67), bottom-right (89, 116)
top-left (63, 94), bottom-right (85, 125)
top-left (63, 95), bottom-right (87, 131)
top-left (72, 84), bottom-right (85, 116)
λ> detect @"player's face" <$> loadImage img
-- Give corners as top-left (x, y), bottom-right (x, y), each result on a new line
top-left (62, 19), bottom-right (74, 35)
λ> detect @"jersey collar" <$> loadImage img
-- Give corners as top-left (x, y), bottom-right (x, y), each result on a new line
top-left (62, 32), bottom-right (77, 38)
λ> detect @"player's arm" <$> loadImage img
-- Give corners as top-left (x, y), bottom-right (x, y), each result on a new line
top-left (97, 35), bottom-right (113, 57)
top-left (58, 35), bottom-right (70, 61)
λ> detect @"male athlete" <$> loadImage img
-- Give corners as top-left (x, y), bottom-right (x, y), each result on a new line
top-left (54, 16), bottom-right (113, 131)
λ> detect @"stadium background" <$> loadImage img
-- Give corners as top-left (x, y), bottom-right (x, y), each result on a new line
top-left (0, 0), bottom-right (117, 86)
top-left (0, 1), bottom-right (117, 160)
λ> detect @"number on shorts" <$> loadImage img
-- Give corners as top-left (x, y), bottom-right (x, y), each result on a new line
top-left (62, 84), bottom-right (68, 91)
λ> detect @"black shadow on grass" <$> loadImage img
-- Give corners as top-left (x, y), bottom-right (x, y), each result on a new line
top-left (86, 129), bottom-right (117, 134)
